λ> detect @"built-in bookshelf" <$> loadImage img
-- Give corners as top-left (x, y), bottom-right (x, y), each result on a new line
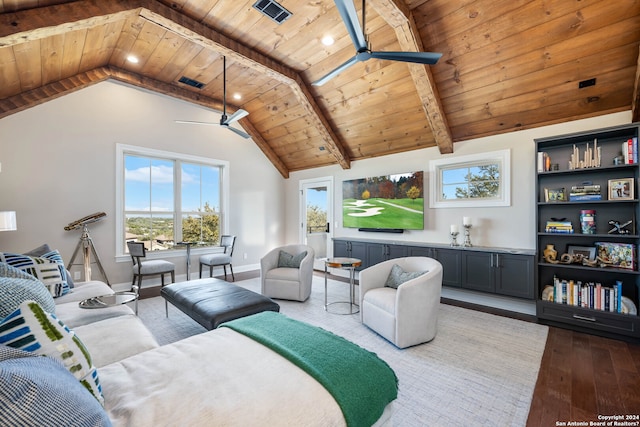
top-left (535, 123), bottom-right (640, 340)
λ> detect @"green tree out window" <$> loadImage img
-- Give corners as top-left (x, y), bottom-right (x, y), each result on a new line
top-left (116, 144), bottom-right (229, 257)
top-left (429, 150), bottom-right (511, 208)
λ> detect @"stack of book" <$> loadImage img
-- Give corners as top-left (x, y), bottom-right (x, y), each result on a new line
top-left (622, 137), bottom-right (638, 164)
top-left (569, 184), bottom-right (601, 201)
top-left (545, 220), bottom-right (573, 233)
top-left (552, 277), bottom-right (623, 313)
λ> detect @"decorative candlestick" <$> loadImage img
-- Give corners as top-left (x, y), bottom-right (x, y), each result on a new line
top-left (450, 224), bottom-right (460, 246)
top-left (462, 219), bottom-right (473, 247)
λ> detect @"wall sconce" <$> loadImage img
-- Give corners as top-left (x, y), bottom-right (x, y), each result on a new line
top-left (0, 211), bottom-right (17, 231)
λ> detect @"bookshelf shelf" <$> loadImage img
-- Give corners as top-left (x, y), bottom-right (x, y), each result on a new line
top-left (535, 122), bottom-right (640, 341)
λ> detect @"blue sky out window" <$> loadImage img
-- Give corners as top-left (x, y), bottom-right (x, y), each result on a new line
top-left (116, 144), bottom-right (229, 257)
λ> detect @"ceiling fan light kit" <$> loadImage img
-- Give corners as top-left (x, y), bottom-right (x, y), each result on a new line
top-left (312, 0), bottom-right (442, 86)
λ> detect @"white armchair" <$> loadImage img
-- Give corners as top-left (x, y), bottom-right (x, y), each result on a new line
top-left (359, 257), bottom-right (443, 349)
top-left (260, 244), bottom-right (315, 302)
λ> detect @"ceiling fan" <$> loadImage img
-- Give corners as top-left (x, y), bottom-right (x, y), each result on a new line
top-left (312, 0), bottom-right (442, 86)
top-left (175, 56), bottom-right (250, 139)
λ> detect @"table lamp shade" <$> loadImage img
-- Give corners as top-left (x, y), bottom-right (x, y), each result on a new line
top-left (0, 211), bottom-right (17, 231)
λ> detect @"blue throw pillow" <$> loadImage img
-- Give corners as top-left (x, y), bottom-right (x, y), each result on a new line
top-left (0, 345), bottom-right (111, 426)
top-left (384, 264), bottom-right (427, 289)
top-left (0, 262), bottom-right (56, 318)
top-left (277, 250), bottom-right (307, 268)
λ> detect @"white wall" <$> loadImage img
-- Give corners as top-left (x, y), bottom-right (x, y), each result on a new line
top-left (0, 80), bottom-right (286, 285)
top-left (286, 111), bottom-right (633, 251)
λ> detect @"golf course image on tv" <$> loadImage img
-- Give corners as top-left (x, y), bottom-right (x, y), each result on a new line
top-left (342, 171), bottom-right (424, 230)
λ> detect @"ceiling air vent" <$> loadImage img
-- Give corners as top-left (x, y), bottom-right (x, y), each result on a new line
top-left (253, 0), bottom-right (292, 24)
top-left (178, 76), bottom-right (205, 89)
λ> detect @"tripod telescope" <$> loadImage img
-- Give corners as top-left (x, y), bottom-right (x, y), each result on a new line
top-left (65, 212), bottom-right (110, 286)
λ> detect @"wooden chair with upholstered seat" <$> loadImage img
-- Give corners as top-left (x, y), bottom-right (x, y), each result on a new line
top-left (127, 241), bottom-right (176, 312)
top-left (199, 235), bottom-right (236, 281)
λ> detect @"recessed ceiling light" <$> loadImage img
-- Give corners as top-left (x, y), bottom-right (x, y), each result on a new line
top-left (321, 36), bottom-right (334, 46)
top-left (127, 55), bottom-right (139, 64)
top-left (233, 93), bottom-right (242, 100)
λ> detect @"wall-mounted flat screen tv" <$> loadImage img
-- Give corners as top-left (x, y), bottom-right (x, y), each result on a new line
top-left (342, 171), bottom-right (424, 231)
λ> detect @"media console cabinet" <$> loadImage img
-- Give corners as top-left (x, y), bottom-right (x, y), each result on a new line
top-left (333, 238), bottom-right (535, 300)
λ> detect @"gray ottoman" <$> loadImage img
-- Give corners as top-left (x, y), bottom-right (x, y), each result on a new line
top-left (160, 278), bottom-right (280, 330)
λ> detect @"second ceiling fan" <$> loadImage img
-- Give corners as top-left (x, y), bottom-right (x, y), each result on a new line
top-left (176, 56), bottom-right (250, 139)
top-left (312, 0), bottom-right (442, 86)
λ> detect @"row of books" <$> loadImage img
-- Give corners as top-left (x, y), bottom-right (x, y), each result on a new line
top-left (622, 137), bottom-right (638, 164)
top-left (550, 277), bottom-right (623, 313)
top-left (569, 184), bottom-right (601, 201)
top-left (545, 220), bottom-right (573, 233)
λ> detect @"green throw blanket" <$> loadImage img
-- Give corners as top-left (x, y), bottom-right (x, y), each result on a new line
top-left (221, 312), bottom-right (398, 427)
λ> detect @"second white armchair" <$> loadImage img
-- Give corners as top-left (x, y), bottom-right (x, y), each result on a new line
top-left (260, 244), bottom-right (315, 302)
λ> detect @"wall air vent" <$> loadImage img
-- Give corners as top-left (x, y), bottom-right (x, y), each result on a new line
top-left (252, 0), bottom-right (292, 24)
top-left (178, 76), bottom-right (205, 89)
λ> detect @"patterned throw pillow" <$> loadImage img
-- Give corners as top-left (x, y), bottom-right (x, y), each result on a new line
top-left (0, 300), bottom-right (104, 405)
top-left (0, 345), bottom-right (112, 426)
top-left (0, 262), bottom-right (56, 318)
top-left (0, 250), bottom-right (70, 297)
top-left (277, 250), bottom-right (307, 268)
top-left (23, 243), bottom-right (75, 289)
top-left (384, 264), bottom-right (428, 289)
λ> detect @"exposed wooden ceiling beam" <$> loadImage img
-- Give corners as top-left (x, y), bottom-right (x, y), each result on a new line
top-left (0, 0), bottom-right (351, 172)
top-left (368, 0), bottom-right (453, 154)
top-left (632, 45), bottom-right (640, 123)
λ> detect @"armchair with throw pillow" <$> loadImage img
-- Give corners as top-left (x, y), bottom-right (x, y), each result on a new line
top-left (260, 245), bottom-right (315, 302)
top-left (359, 257), bottom-right (443, 348)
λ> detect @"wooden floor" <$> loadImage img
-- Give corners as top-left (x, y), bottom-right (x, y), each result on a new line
top-left (140, 271), bottom-right (640, 424)
top-left (526, 327), bottom-right (640, 426)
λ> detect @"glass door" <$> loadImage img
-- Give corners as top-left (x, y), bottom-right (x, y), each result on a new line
top-left (300, 177), bottom-right (333, 270)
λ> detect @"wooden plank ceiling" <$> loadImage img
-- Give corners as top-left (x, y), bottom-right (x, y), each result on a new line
top-left (1, 0), bottom-right (639, 178)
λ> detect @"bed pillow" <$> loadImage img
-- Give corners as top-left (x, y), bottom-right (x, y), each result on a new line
top-left (278, 250), bottom-right (307, 268)
top-left (24, 243), bottom-right (74, 289)
top-left (0, 250), bottom-right (70, 297)
top-left (0, 345), bottom-right (111, 426)
top-left (384, 264), bottom-right (427, 289)
top-left (0, 263), bottom-right (56, 318)
top-left (0, 300), bottom-right (104, 405)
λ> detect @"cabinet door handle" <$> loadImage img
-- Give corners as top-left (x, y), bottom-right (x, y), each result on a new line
top-left (490, 254), bottom-right (494, 267)
top-left (572, 314), bottom-right (596, 322)
top-left (495, 253), bottom-right (500, 267)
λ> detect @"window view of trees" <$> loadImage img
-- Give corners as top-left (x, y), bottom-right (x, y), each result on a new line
top-left (442, 164), bottom-right (500, 200)
top-left (306, 205), bottom-right (327, 233)
top-left (123, 152), bottom-right (222, 252)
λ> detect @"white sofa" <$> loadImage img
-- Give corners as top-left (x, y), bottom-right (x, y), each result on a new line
top-left (2, 278), bottom-right (396, 426)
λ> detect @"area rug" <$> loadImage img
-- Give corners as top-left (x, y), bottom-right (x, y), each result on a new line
top-left (137, 275), bottom-right (548, 426)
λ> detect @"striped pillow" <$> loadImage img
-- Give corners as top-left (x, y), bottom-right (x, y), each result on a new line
top-left (0, 300), bottom-right (104, 405)
top-left (0, 250), bottom-right (70, 297)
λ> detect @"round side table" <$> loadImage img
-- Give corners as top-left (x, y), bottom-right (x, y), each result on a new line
top-left (324, 257), bottom-right (362, 314)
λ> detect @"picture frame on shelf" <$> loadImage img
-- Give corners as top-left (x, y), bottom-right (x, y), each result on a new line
top-left (544, 187), bottom-right (566, 202)
top-left (608, 178), bottom-right (634, 200)
top-left (567, 245), bottom-right (596, 261)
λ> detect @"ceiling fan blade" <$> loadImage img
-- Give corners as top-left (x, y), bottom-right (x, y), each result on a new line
top-left (312, 55), bottom-right (359, 86)
top-left (369, 51), bottom-right (442, 65)
top-left (224, 125), bottom-right (251, 139)
top-left (174, 120), bottom-right (218, 126)
top-left (334, 0), bottom-right (368, 51)
top-left (223, 109), bottom-right (249, 124)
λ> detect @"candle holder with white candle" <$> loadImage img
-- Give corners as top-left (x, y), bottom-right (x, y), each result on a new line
top-left (450, 224), bottom-right (460, 247)
top-left (462, 217), bottom-right (473, 247)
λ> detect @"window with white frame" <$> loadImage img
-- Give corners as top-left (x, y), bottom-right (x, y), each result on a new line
top-left (429, 149), bottom-right (510, 208)
top-left (116, 144), bottom-right (229, 256)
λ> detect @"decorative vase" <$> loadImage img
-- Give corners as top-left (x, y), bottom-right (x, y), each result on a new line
top-left (543, 244), bottom-right (557, 262)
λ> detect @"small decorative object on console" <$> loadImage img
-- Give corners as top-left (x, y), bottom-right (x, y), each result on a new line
top-left (595, 242), bottom-right (636, 270)
top-left (608, 219), bottom-right (633, 235)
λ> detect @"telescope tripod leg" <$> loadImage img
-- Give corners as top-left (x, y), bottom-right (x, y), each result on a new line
top-left (87, 236), bottom-right (110, 286)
